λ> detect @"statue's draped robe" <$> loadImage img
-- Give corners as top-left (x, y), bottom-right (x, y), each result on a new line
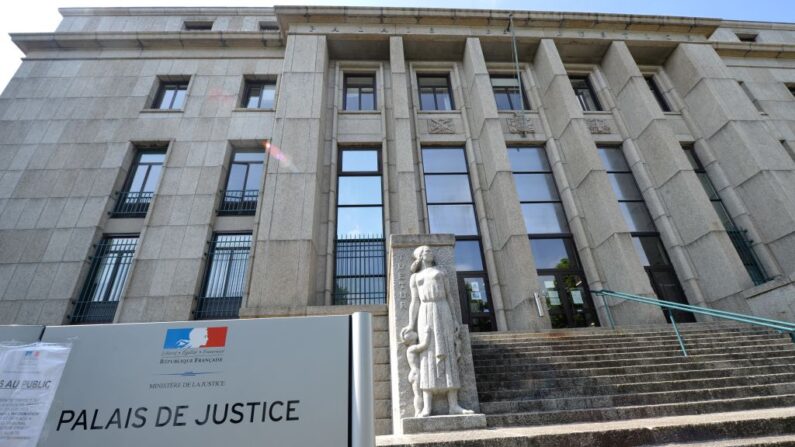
top-left (413, 267), bottom-right (461, 391)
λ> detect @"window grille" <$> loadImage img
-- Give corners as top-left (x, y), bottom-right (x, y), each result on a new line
top-left (70, 236), bottom-right (138, 324)
top-left (195, 234), bottom-right (251, 320)
top-left (334, 236), bottom-right (386, 305)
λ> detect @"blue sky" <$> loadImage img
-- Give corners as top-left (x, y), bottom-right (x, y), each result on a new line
top-left (0, 0), bottom-right (792, 90)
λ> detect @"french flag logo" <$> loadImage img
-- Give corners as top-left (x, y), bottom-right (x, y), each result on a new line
top-left (163, 327), bottom-right (227, 349)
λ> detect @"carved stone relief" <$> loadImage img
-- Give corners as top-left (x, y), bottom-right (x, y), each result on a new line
top-left (426, 118), bottom-right (455, 134)
top-left (400, 245), bottom-right (473, 418)
top-left (507, 114), bottom-right (535, 134)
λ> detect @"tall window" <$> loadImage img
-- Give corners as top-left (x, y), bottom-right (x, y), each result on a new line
top-left (334, 148), bottom-right (385, 305)
top-left (598, 146), bottom-right (694, 322)
top-left (422, 147), bottom-right (495, 331)
top-left (219, 151), bottom-right (265, 215)
top-left (242, 80), bottom-right (276, 109)
top-left (418, 75), bottom-right (454, 111)
top-left (152, 81), bottom-right (188, 110)
top-left (569, 75), bottom-right (602, 111)
top-left (70, 236), bottom-right (138, 324)
top-left (645, 75), bottom-right (671, 112)
top-left (112, 150), bottom-right (166, 218)
top-left (491, 75), bottom-right (529, 111)
top-left (508, 147), bottom-right (597, 328)
top-left (343, 74), bottom-right (376, 111)
top-left (196, 233), bottom-right (251, 320)
top-left (683, 146), bottom-right (769, 285)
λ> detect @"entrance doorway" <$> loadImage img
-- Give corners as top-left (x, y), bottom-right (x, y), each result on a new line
top-left (457, 273), bottom-right (496, 332)
top-left (538, 272), bottom-right (599, 328)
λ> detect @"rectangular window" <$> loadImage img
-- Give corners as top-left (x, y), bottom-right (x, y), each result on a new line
top-left (491, 75), bottom-right (529, 111)
top-left (736, 33), bottom-right (757, 42)
top-left (569, 75), bottom-right (602, 111)
top-left (259, 22), bottom-right (279, 32)
top-left (152, 81), bottom-right (188, 110)
top-left (196, 233), bottom-right (251, 320)
top-left (598, 146), bottom-right (694, 322)
top-left (418, 75), bottom-right (454, 111)
top-left (422, 147), bottom-right (494, 332)
top-left (508, 147), bottom-right (598, 328)
top-left (112, 149), bottom-right (166, 218)
top-left (343, 74), bottom-right (376, 111)
top-left (70, 236), bottom-right (138, 324)
top-left (242, 80), bottom-right (276, 109)
top-left (788, 85), bottom-right (795, 98)
top-left (645, 75), bottom-right (671, 112)
top-left (184, 21), bottom-right (213, 31)
top-left (334, 148), bottom-right (385, 305)
top-left (683, 146), bottom-right (768, 285)
top-left (219, 151), bottom-right (265, 215)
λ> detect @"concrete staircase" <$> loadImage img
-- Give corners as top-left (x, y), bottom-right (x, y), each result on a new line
top-left (377, 323), bottom-right (795, 446)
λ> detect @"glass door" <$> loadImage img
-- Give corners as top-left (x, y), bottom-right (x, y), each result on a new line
top-left (538, 273), bottom-right (599, 329)
top-left (457, 274), bottom-right (496, 332)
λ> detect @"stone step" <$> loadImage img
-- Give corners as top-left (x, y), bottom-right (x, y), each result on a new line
top-left (375, 407), bottom-right (795, 447)
top-left (473, 341), bottom-right (795, 365)
top-left (479, 372), bottom-right (795, 402)
top-left (657, 435), bottom-right (795, 447)
top-left (481, 381), bottom-right (795, 413)
top-left (475, 363), bottom-right (795, 392)
top-left (485, 394), bottom-right (795, 427)
top-left (475, 355), bottom-right (795, 381)
top-left (471, 330), bottom-right (786, 349)
top-left (471, 334), bottom-right (790, 356)
top-left (470, 325), bottom-right (776, 343)
top-left (473, 348), bottom-right (795, 374)
top-left (471, 335), bottom-right (788, 354)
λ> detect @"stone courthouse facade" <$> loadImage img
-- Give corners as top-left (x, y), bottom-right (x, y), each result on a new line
top-left (1, 5), bottom-right (795, 441)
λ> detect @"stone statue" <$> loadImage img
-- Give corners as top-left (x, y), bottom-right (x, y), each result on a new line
top-left (400, 245), bottom-right (473, 417)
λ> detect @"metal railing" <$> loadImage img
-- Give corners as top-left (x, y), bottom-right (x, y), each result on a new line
top-left (726, 226), bottom-right (769, 286)
top-left (69, 237), bottom-right (138, 324)
top-left (194, 234), bottom-right (251, 320)
top-left (218, 190), bottom-right (259, 215)
top-left (111, 191), bottom-right (154, 218)
top-left (333, 236), bottom-right (386, 305)
top-left (194, 296), bottom-right (242, 320)
top-left (593, 289), bottom-right (795, 357)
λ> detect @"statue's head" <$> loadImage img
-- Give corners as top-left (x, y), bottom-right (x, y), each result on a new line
top-left (410, 245), bottom-right (435, 273)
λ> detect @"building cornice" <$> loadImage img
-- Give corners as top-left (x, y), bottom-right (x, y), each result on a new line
top-left (58, 7), bottom-right (276, 17)
top-left (272, 6), bottom-right (723, 36)
top-left (10, 32), bottom-right (283, 53)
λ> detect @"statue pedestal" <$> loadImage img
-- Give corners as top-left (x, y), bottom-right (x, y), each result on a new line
top-left (402, 414), bottom-right (487, 434)
top-left (388, 234), bottom-right (483, 435)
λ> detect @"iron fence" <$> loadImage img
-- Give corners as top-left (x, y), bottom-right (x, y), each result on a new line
top-left (69, 237), bottom-right (138, 324)
top-left (333, 236), bottom-right (386, 305)
top-left (726, 226), bottom-right (769, 286)
top-left (111, 191), bottom-right (154, 218)
top-left (194, 234), bottom-right (251, 320)
top-left (218, 190), bottom-right (259, 215)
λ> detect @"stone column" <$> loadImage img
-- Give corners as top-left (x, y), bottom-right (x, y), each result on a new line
top-left (388, 234), bottom-right (484, 435)
top-left (388, 36), bottom-right (423, 235)
top-left (599, 41), bottom-right (752, 312)
top-left (533, 39), bottom-right (665, 325)
top-left (666, 43), bottom-right (795, 277)
top-left (461, 37), bottom-right (544, 331)
top-left (242, 34), bottom-right (329, 316)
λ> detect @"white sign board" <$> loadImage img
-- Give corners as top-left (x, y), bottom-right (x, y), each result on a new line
top-left (32, 315), bottom-right (373, 447)
top-left (0, 343), bottom-right (71, 447)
